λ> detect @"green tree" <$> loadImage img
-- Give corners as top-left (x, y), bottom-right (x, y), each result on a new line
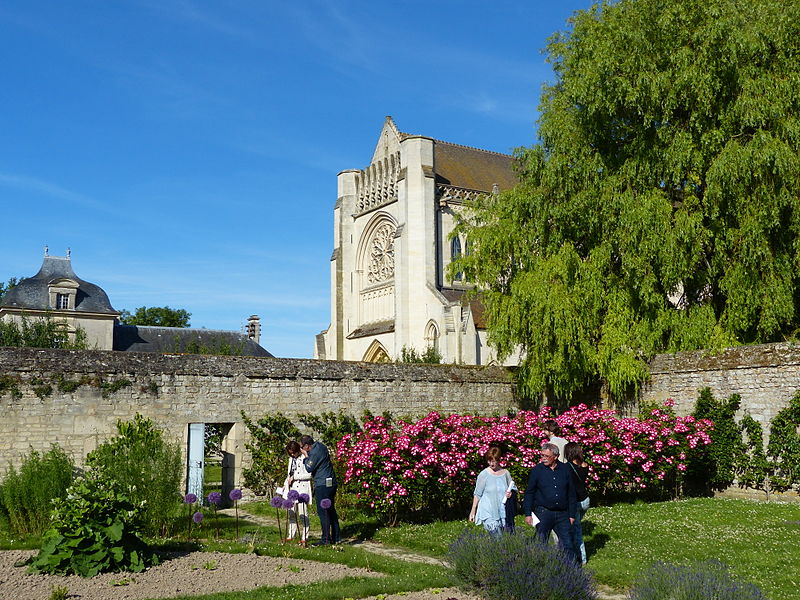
top-left (0, 316), bottom-right (88, 349)
top-left (119, 306), bottom-right (191, 328)
top-left (0, 277), bottom-right (20, 302)
top-left (454, 0), bottom-right (800, 398)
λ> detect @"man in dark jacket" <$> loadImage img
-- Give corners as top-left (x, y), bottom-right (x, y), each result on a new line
top-left (523, 443), bottom-right (579, 563)
top-left (300, 434), bottom-right (340, 545)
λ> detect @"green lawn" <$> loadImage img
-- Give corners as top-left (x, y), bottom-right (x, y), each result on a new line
top-left (373, 497), bottom-right (800, 600)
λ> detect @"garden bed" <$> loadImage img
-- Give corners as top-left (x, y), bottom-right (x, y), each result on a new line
top-left (0, 550), bottom-right (378, 600)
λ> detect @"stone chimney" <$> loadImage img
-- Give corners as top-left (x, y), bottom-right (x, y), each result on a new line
top-left (246, 315), bottom-right (261, 345)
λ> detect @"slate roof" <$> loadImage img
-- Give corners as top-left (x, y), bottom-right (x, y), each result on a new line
top-left (440, 288), bottom-right (488, 329)
top-left (346, 320), bottom-right (395, 339)
top-left (434, 141), bottom-right (518, 192)
top-left (114, 325), bottom-right (273, 357)
top-left (1, 256), bottom-right (118, 314)
top-left (388, 117), bottom-right (518, 193)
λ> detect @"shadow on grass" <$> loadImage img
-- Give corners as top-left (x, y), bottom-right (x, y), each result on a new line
top-left (582, 520), bottom-right (610, 561)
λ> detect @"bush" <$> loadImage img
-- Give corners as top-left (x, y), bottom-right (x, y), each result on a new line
top-left (0, 445), bottom-right (74, 536)
top-left (689, 389), bottom-right (744, 492)
top-left (766, 391), bottom-right (800, 491)
top-left (447, 529), bottom-right (597, 600)
top-left (85, 414), bottom-right (182, 537)
top-left (628, 560), bottom-right (767, 600)
top-left (28, 471), bottom-right (158, 577)
top-left (241, 411), bottom-right (301, 496)
top-left (337, 403), bottom-right (713, 521)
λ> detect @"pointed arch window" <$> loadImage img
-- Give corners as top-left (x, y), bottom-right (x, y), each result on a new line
top-left (451, 236), bottom-right (463, 281)
top-left (425, 320), bottom-right (440, 352)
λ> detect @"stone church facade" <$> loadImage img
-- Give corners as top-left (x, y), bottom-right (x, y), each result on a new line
top-left (316, 117), bottom-right (519, 365)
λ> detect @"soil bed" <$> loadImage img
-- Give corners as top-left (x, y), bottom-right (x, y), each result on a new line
top-left (0, 550), bottom-right (377, 600)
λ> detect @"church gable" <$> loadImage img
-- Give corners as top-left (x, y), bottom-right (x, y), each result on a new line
top-left (370, 116), bottom-right (405, 164)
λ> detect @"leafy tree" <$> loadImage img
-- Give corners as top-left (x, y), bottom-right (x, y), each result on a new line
top-left (0, 277), bottom-right (20, 303)
top-left (0, 316), bottom-right (88, 349)
top-left (119, 306), bottom-right (191, 328)
top-left (454, 0), bottom-right (800, 399)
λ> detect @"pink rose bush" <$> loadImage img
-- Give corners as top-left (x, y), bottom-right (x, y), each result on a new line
top-left (336, 401), bottom-right (713, 520)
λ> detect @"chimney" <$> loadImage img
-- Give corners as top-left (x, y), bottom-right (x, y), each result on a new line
top-left (246, 315), bottom-right (261, 345)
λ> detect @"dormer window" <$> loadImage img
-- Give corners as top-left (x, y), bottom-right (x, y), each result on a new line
top-left (48, 278), bottom-right (79, 311)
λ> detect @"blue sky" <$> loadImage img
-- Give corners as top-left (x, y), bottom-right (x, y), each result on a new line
top-left (1, 0), bottom-right (593, 358)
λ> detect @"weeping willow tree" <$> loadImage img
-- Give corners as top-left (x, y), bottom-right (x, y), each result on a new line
top-left (453, 0), bottom-right (800, 399)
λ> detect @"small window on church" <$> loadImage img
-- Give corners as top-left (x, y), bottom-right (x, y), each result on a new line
top-left (451, 237), bottom-right (462, 281)
top-left (56, 293), bottom-right (70, 309)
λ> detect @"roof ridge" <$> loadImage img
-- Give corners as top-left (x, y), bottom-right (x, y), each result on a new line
top-left (434, 139), bottom-right (514, 158)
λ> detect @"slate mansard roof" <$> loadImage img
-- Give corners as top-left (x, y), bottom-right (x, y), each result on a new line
top-left (114, 325), bottom-right (273, 357)
top-left (1, 256), bottom-right (118, 314)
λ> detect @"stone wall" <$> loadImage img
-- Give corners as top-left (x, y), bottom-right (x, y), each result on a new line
top-left (642, 341), bottom-right (800, 428)
top-left (0, 347), bottom-right (517, 485)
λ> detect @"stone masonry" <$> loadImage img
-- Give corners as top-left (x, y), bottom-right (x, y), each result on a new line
top-left (0, 347), bottom-right (517, 487)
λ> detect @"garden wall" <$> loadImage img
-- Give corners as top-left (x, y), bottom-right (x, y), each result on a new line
top-left (0, 347), bottom-right (517, 485)
top-left (642, 341), bottom-right (800, 428)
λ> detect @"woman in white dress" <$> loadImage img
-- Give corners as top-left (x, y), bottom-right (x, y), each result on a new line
top-left (284, 441), bottom-right (313, 545)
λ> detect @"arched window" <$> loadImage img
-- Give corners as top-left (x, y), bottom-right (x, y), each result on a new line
top-left (424, 320), bottom-right (440, 352)
top-left (451, 236), bottom-right (462, 281)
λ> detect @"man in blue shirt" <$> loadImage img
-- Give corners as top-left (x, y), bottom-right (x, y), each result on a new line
top-left (523, 443), bottom-right (579, 563)
top-left (300, 434), bottom-right (341, 545)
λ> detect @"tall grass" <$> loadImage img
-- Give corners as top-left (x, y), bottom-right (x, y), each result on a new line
top-left (0, 445), bottom-right (74, 535)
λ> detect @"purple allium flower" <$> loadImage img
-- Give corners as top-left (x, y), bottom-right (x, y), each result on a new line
top-left (207, 491), bottom-right (222, 505)
top-left (184, 493), bottom-right (198, 504)
top-left (287, 489), bottom-right (300, 502)
top-left (229, 488), bottom-right (243, 501)
top-left (282, 498), bottom-right (295, 510)
top-left (270, 496), bottom-right (284, 508)
top-left (192, 511), bottom-right (204, 524)
top-left (298, 493), bottom-right (310, 504)
top-left (320, 498), bottom-right (332, 509)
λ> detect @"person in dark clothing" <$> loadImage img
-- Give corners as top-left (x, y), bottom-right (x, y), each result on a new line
top-left (523, 442), bottom-right (579, 563)
top-left (564, 441), bottom-right (590, 564)
top-left (300, 434), bottom-right (340, 545)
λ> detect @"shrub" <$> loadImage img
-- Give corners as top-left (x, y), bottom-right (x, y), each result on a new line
top-left (85, 414), bottom-right (182, 537)
top-left (337, 403), bottom-right (713, 520)
top-left (0, 445), bottom-right (74, 536)
top-left (241, 411), bottom-right (300, 496)
top-left (447, 529), bottom-right (597, 600)
top-left (690, 388), bottom-right (744, 492)
top-left (766, 391), bottom-right (800, 491)
top-left (28, 471), bottom-right (158, 577)
top-left (628, 560), bottom-right (767, 600)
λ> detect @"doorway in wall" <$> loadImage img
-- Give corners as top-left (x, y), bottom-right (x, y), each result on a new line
top-left (186, 422), bottom-right (236, 507)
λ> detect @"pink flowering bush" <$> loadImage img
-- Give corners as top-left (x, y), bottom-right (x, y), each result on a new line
top-left (336, 401), bottom-right (713, 521)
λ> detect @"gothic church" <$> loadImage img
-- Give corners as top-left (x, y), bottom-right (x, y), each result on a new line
top-left (316, 117), bottom-right (518, 365)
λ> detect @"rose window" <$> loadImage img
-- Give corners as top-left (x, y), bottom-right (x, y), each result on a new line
top-left (368, 223), bottom-right (396, 284)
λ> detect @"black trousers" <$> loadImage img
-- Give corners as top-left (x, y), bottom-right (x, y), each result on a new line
top-left (315, 484), bottom-right (340, 544)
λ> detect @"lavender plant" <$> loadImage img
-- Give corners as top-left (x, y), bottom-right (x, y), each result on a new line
top-left (628, 561), bottom-right (767, 600)
top-left (447, 529), bottom-right (597, 600)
